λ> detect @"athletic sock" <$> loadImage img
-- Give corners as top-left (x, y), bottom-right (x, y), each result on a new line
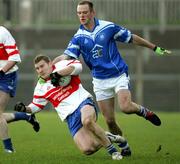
top-left (118, 141), bottom-right (129, 150)
top-left (14, 112), bottom-right (31, 121)
top-left (3, 138), bottom-right (14, 151)
top-left (137, 106), bottom-right (148, 117)
top-left (106, 144), bottom-right (118, 155)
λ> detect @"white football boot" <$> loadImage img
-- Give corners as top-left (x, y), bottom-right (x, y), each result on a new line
top-left (105, 131), bottom-right (126, 143)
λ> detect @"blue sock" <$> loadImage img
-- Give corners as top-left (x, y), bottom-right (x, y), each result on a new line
top-left (137, 106), bottom-right (147, 117)
top-left (3, 138), bottom-right (14, 151)
top-left (14, 112), bottom-right (30, 121)
top-left (118, 141), bottom-right (129, 150)
top-left (106, 144), bottom-right (118, 155)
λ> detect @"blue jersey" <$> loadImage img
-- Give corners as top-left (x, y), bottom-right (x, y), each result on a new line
top-left (64, 18), bottom-right (132, 79)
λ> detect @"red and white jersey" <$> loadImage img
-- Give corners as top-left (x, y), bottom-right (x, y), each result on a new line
top-left (0, 26), bottom-right (21, 73)
top-left (28, 60), bottom-right (92, 121)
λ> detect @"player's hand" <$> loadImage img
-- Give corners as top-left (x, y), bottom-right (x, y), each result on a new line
top-left (14, 102), bottom-right (26, 112)
top-left (50, 72), bottom-right (62, 87)
top-left (154, 46), bottom-right (171, 56)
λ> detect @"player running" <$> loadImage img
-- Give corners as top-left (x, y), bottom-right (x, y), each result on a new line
top-left (53, 0), bottom-right (171, 156)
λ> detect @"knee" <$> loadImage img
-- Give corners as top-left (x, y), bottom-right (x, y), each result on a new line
top-left (81, 146), bottom-right (96, 155)
top-left (82, 117), bottom-right (94, 130)
top-left (82, 149), bottom-right (95, 155)
top-left (120, 102), bottom-right (132, 114)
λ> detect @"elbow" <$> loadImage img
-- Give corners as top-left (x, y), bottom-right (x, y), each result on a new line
top-left (70, 64), bottom-right (82, 75)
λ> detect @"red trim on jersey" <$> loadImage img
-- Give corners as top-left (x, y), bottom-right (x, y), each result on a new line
top-left (8, 50), bottom-right (19, 56)
top-left (32, 102), bottom-right (44, 109)
top-left (45, 77), bottom-right (51, 82)
top-left (33, 76), bottom-right (81, 108)
top-left (50, 76), bottom-right (81, 107)
top-left (67, 60), bottom-right (81, 66)
top-left (33, 95), bottom-right (44, 99)
top-left (52, 65), bottom-right (56, 71)
top-left (33, 87), bottom-right (62, 99)
top-left (4, 44), bottom-right (17, 49)
top-left (0, 43), bottom-right (19, 60)
top-left (0, 47), bottom-right (8, 60)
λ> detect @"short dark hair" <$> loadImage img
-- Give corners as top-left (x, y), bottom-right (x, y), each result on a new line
top-left (34, 54), bottom-right (51, 64)
top-left (78, 0), bottom-right (94, 12)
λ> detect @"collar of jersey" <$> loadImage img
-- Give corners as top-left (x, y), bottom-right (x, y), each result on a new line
top-left (38, 76), bottom-right (51, 84)
top-left (80, 17), bottom-right (99, 32)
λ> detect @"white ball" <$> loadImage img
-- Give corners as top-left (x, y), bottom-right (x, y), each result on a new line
top-left (112, 152), bottom-right (123, 160)
top-left (59, 75), bottom-right (71, 86)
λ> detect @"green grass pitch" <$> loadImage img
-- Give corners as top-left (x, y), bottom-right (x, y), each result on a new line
top-left (0, 112), bottom-right (180, 164)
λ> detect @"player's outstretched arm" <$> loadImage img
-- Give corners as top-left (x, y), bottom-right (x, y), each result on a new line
top-left (131, 34), bottom-right (171, 55)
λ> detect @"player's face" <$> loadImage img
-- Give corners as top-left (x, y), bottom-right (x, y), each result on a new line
top-left (77, 4), bottom-right (95, 27)
top-left (35, 60), bottom-right (52, 79)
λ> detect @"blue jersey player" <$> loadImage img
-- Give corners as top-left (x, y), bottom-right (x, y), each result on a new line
top-left (53, 0), bottom-right (171, 156)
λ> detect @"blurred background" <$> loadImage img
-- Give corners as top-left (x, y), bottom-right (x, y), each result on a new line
top-left (0, 0), bottom-right (180, 112)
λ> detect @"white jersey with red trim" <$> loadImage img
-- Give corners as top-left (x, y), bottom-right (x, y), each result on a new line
top-left (0, 26), bottom-right (21, 73)
top-left (28, 60), bottom-right (92, 121)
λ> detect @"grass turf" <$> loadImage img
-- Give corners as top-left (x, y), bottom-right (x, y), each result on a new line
top-left (0, 112), bottom-right (180, 164)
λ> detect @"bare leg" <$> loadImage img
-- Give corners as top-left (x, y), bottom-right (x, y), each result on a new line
top-left (118, 89), bottom-right (161, 126)
top-left (98, 96), bottom-right (131, 156)
top-left (81, 105), bottom-right (111, 147)
top-left (73, 127), bottom-right (101, 155)
top-left (0, 91), bottom-right (10, 140)
top-left (72, 104), bottom-right (122, 160)
top-left (0, 91), bottom-right (14, 153)
top-left (3, 113), bottom-right (15, 123)
top-left (117, 89), bottom-right (139, 114)
top-left (97, 97), bottom-right (123, 136)
top-left (3, 112), bottom-right (40, 132)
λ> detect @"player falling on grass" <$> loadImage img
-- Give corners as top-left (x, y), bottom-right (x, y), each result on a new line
top-left (53, 0), bottom-right (171, 156)
top-left (0, 26), bottom-right (40, 153)
top-left (14, 54), bottom-right (130, 160)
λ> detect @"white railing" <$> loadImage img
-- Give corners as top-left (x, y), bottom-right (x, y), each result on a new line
top-left (0, 0), bottom-right (179, 28)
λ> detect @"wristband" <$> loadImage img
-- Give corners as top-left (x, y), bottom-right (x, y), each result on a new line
top-left (153, 46), bottom-right (171, 55)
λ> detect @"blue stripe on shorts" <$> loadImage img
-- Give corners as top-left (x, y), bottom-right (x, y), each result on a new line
top-left (0, 71), bottom-right (17, 97)
top-left (66, 97), bottom-right (98, 137)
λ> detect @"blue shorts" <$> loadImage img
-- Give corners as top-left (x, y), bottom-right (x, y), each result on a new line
top-left (66, 98), bottom-right (98, 137)
top-left (0, 71), bottom-right (18, 97)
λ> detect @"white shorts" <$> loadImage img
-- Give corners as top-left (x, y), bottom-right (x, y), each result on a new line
top-left (92, 73), bottom-right (130, 101)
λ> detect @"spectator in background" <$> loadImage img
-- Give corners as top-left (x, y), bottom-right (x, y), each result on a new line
top-left (53, 0), bottom-right (171, 156)
top-left (0, 26), bottom-right (39, 153)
